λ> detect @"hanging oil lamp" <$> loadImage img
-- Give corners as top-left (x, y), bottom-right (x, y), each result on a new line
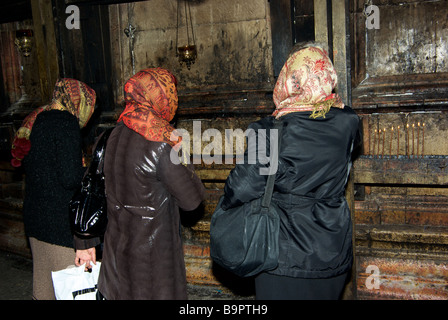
top-left (14, 29), bottom-right (33, 57)
top-left (176, 0), bottom-right (197, 69)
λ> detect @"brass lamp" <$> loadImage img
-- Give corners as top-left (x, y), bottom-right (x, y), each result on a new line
top-left (14, 29), bottom-right (33, 57)
top-left (177, 44), bottom-right (197, 69)
top-left (176, 0), bottom-right (197, 69)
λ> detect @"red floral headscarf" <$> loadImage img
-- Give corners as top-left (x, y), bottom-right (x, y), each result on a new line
top-left (273, 46), bottom-right (344, 119)
top-left (118, 68), bottom-right (181, 147)
top-left (11, 79), bottom-right (96, 167)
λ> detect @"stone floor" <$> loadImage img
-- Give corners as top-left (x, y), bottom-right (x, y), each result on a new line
top-left (0, 249), bottom-right (252, 300)
top-left (0, 250), bottom-right (33, 300)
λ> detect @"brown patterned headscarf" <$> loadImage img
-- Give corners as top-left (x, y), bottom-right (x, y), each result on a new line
top-left (118, 68), bottom-right (181, 147)
top-left (273, 46), bottom-right (344, 119)
top-left (11, 78), bottom-right (96, 167)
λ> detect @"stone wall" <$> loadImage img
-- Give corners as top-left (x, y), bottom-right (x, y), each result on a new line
top-left (1, 0), bottom-right (448, 300)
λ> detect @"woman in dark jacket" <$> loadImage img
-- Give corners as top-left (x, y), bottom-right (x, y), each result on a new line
top-left (11, 79), bottom-right (96, 299)
top-left (220, 43), bottom-right (360, 299)
top-left (75, 68), bottom-right (205, 299)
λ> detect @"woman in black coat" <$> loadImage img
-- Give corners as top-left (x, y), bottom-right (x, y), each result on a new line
top-left (220, 43), bottom-right (361, 299)
top-left (11, 79), bottom-right (96, 299)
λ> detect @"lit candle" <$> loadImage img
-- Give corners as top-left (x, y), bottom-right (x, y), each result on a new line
top-left (377, 129), bottom-right (381, 157)
top-left (373, 129), bottom-right (377, 157)
top-left (382, 128), bottom-right (385, 158)
top-left (417, 122), bottom-right (420, 157)
top-left (412, 124), bottom-right (415, 158)
top-left (397, 126), bottom-right (400, 157)
top-left (406, 123), bottom-right (409, 157)
top-left (422, 123), bottom-right (425, 158)
top-left (390, 127), bottom-right (393, 157)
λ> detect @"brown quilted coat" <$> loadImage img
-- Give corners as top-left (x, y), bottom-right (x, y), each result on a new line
top-left (96, 123), bottom-right (205, 299)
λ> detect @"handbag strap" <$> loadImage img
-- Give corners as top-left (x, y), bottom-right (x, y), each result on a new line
top-left (261, 119), bottom-right (283, 208)
top-left (88, 128), bottom-right (113, 176)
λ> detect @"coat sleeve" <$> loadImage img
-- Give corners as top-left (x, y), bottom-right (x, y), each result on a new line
top-left (158, 145), bottom-right (206, 211)
top-left (73, 234), bottom-right (101, 250)
top-left (221, 121), bottom-right (273, 210)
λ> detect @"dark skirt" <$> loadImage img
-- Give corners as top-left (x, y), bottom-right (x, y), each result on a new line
top-left (255, 272), bottom-right (348, 300)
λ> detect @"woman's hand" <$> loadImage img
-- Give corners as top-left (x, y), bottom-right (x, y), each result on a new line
top-left (75, 247), bottom-right (96, 271)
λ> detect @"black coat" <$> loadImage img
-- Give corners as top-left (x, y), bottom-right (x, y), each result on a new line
top-left (23, 110), bottom-right (85, 248)
top-left (221, 107), bottom-right (361, 279)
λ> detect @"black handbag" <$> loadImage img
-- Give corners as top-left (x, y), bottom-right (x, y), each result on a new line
top-left (70, 128), bottom-right (113, 239)
top-left (210, 120), bottom-right (282, 277)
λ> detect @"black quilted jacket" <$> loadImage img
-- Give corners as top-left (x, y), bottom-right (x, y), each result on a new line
top-left (221, 107), bottom-right (361, 279)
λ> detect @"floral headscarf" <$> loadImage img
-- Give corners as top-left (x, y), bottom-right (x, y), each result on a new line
top-left (118, 68), bottom-right (181, 147)
top-left (11, 78), bottom-right (96, 167)
top-left (273, 46), bottom-right (344, 119)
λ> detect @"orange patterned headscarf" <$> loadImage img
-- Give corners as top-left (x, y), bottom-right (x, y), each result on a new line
top-left (118, 68), bottom-right (180, 147)
top-left (273, 46), bottom-right (344, 119)
top-left (11, 78), bottom-right (96, 167)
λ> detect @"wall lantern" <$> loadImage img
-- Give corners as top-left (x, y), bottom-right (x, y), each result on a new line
top-left (14, 29), bottom-right (34, 57)
top-left (176, 0), bottom-right (197, 70)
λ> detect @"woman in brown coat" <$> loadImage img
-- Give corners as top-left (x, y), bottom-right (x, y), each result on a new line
top-left (75, 68), bottom-right (205, 299)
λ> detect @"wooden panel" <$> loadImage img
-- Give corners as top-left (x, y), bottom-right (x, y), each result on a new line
top-left (314, 0), bottom-right (328, 45)
top-left (270, 0), bottom-right (293, 77)
top-left (356, 192), bottom-right (448, 226)
top-left (53, 2), bottom-right (114, 111)
top-left (0, 26), bottom-right (22, 108)
top-left (332, 0), bottom-right (350, 105)
top-left (31, 0), bottom-right (59, 103)
top-left (292, 0), bottom-right (314, 44)
top-left (353, 156), bottom-right (448, 185)
top-left (177, 89), bottom-right (274, 118)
